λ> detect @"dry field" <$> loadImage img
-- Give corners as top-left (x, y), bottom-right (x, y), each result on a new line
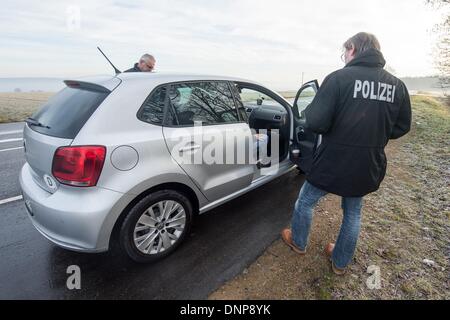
top-left (0, 92), bottom-right (54, 123)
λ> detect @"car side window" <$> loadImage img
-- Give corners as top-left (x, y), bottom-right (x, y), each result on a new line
top-left (168, 81), bottom-right (239, 126)
top-left (295, 85), bottom-right (316, 117)
top-left (229, 83), bottom-right (248, 123)
top-left (233, 85), bottom-right (287, 122)
top-left (137, 86), bottom-right (167, 125)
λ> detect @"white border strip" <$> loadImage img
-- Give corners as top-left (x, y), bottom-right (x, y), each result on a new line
top-left (0, 195), bottom-right (23, 205)
top-left (0, 147), bottom-right (24, 153)
top-left (0, 130), bottom-right (22, 136)
top-left (0, 138), bottom-right (23, 143)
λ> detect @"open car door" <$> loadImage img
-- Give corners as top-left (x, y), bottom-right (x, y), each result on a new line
top-left (289, 80), bottom-right (320, 173)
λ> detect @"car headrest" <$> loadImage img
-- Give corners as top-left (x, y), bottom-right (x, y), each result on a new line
top-left (177, 110), bottom-right (195, 125)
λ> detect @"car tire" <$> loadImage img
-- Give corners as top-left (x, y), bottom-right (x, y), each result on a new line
top-left (119, 190), bottom-right (193, 263)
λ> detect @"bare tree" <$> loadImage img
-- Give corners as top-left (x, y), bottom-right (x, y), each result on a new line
top-left (426, 0), bottom-right (450, 94)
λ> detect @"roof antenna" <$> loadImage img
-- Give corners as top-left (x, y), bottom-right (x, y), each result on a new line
top-left (97, 46), bottom-right (121, 75)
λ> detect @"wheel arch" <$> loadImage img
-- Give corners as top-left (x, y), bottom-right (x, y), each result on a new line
top-left (108, 182), bottom-right (200, 250)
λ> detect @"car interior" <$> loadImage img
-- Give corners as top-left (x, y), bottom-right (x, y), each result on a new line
top-left (232, 83), bottom-right (291, 164)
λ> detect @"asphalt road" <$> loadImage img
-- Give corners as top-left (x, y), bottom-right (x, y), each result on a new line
top-left (0, 121), bottom-right (305, 299)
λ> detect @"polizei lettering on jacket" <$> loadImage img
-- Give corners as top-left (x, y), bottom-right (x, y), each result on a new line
top-left (353, 80), bottom-right (396, 103)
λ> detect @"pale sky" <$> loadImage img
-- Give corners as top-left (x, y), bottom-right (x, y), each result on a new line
top-left (0, 0), bottom-right (444, 89)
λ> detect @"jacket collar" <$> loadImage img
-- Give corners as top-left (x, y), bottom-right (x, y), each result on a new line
top-left (133, 63), bottom-right (142, 72)
top-left (345, 49), bottom-right (386, 69)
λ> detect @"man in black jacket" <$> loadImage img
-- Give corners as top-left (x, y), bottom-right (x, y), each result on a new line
top-left (124, 54), bottom-right (156, 72)
top-left (282, 32), bottom-right (411, 275)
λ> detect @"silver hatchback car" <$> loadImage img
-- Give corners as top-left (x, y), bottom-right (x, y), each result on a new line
top-left (19, 72), bottom-right (320, 262)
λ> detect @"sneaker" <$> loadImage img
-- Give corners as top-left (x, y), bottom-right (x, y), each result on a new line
top-left (281, 229), bottom-right (306, 255)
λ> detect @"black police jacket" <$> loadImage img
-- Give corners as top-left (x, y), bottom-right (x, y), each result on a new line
top-left (304, 48), bottom-right (411, 197)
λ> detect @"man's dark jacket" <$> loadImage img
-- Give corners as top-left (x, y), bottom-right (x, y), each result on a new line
top-left (304, 49), bottom-right (411, 197)
top-left (124, 63), bottom-right (141, 72)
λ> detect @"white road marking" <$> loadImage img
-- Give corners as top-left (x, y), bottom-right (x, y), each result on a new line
top-left (0, 195), bottom-right (23, 205)
top-left (0, 138), bottom-right (23, 143)
top-left (0, 130), bottom-right (22, 136)
top-left (0, 147), bottom-right (24, 153)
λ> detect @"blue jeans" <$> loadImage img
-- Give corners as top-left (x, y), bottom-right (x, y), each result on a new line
top-left (291, 181), bottom-right (363, 269)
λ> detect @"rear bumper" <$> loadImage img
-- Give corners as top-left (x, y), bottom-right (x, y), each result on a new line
top-left (19, 163), bottom-right (126, 253)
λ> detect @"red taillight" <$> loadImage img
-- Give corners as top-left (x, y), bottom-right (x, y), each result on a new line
top-left (52, 146), bottom-right (106, 187)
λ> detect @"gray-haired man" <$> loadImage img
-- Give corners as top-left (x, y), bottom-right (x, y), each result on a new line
top-left (124, 54), bottom-right (156, 72)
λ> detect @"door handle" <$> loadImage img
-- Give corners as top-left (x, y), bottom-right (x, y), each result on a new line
top-left (179, 144), bottom-right (201, 153)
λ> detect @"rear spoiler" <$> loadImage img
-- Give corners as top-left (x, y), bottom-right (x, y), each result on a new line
top-left (63, 80), bottom-right (111, 93)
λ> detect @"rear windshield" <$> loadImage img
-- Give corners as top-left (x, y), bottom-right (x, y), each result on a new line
top-left (30, 87), bottom-right (109, 139)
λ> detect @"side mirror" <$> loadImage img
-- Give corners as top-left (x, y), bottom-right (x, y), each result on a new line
top-left (256, 97), bottom-right (265, 106)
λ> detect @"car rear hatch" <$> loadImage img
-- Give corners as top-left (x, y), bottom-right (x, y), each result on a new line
top-left (23, 76), bottom-right (121, 193)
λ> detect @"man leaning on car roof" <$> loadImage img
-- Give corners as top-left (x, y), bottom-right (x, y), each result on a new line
top-left (124, 54), bottom-right (156, 72)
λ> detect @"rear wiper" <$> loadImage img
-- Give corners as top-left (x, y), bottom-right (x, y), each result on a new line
top-left (25, 117), bottom-right (51, 129)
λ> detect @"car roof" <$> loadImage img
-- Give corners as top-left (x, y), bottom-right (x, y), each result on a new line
top-left (64, 72), bottom-right (266, 93)
top-left (67, 72), bottom-right (258, 89)
top-left (116, 72), bottom-right (256, 84)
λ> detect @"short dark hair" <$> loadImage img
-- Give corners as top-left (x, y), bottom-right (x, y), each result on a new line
top-left (343, 32), bottom-right (381, 54)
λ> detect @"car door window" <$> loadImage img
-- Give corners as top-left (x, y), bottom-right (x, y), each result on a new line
top-left (168, 82), bottom-right (239, 126)
top-left (234, 86), bottom-right (287, 121)
top-left (137, 86), bottom-right (168, 125)
top-left (295, 86), bottom-right (316, 115)
top-left (293, 81), bottom-right (318, 118)
top-left (239, 88), bottom-right (280, 107)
